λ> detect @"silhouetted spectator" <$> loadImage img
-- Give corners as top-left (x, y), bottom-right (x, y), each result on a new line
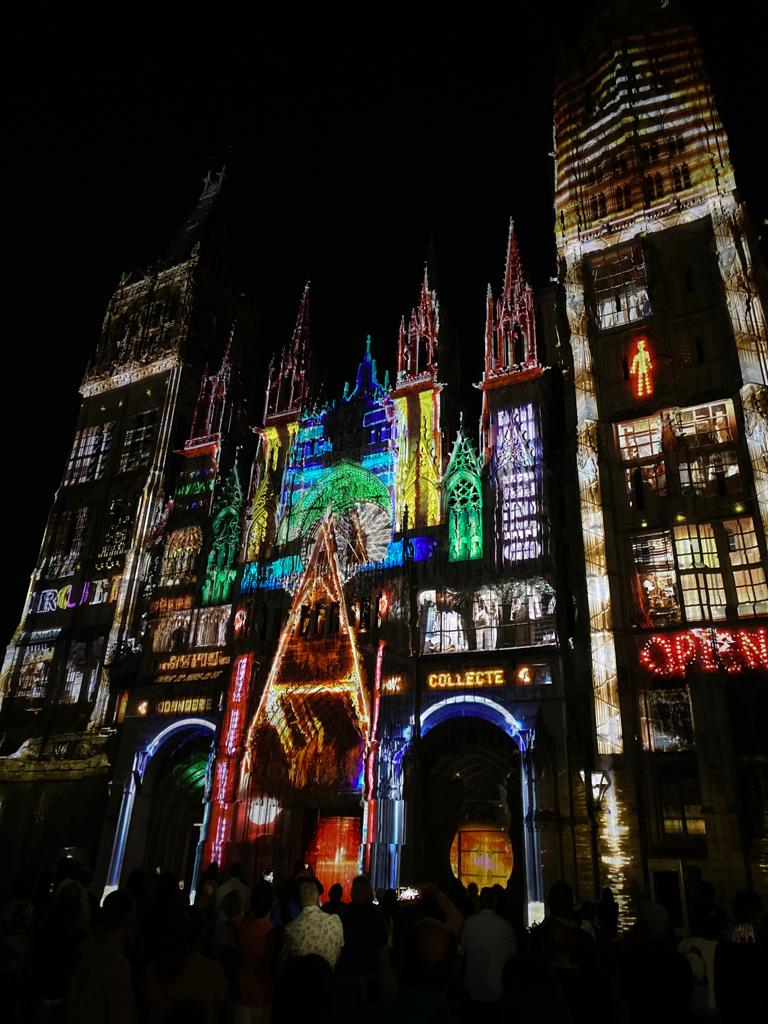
top-left (235, 881), bottom-right (276, 1024)
top-left (67, 889), bottom-right (136, 1024)
top-left (145, 918), bottom-right (226, 1024)
top-left (617, 900), bottom-right (692, 1024)
top-left (321, 882), bottom-right (347, 916)
top-left (461, 885), bottom-right (516, 1007)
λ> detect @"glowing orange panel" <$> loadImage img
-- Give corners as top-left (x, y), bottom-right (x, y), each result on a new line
top-left (450, 827), bottom-right (513, 890)
top-left (307, 816), bottom-right (362, 902)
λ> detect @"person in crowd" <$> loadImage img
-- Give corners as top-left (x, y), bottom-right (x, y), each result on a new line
top-left (461, 885), bottom-right (516, 1009)
top-left (235, 880), bottom-right (276, 1024)
top-left (321, 882), bottom-right (347, 916)
top-left (465, 881), bottom-right (480, 916)
top-left (217, 862), bottom-right (251, 910)
top-left (272, 954), bottom-right (336, 1024)
top-left (617, 899), bottom-right (692, 1024)
top-left (337, 875), bottom-right (387, 1012)
top-left (715, 889), bottom-right (768, 1022)
top-left (145, 917), bottom-right (227, 1024)
top-left (281, 877), bottom-right (344, 969)
top-left (67, 888), bottom-right (136, 1024)
top-left (596, 886), bottom-right (619, 942)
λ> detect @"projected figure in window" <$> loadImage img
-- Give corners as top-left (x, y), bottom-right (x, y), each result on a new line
top-left (630, 338), bottom-right (654, 398)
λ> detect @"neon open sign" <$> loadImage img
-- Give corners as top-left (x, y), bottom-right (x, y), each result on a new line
top-left (639, 628), bottom-right (768, 677)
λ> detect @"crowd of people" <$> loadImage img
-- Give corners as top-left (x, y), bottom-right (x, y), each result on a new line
top-left (1, 854), bottom-right (766, 1023)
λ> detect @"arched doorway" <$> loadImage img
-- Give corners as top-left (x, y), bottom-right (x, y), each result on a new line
top-left (419, 715), bottom-right (524, 905)
top-left (104, 718), bottom-right (215, 898)
top-left (142, 730), bottom-right (212, 890)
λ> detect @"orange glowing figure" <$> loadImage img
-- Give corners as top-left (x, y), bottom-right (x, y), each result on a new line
top-left (630, 337), bottom-right (653, 398)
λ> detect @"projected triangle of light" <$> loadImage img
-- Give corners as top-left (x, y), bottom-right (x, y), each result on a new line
top-left (246, 515), bottom-right (371, 775)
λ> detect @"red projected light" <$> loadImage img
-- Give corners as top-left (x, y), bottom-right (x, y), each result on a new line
top-left (307, 816), bottom-right (361, 902)
top-left (639, 628), bottom-right (768, 677)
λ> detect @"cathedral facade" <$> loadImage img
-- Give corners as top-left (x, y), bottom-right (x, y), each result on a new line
top-left (1, 2), bottom-right (766, 925)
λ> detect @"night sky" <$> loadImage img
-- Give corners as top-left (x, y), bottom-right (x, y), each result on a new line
top-left (5, 2), bottom-right (767, 644)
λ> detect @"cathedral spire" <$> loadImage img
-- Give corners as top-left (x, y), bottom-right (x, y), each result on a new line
top-left (483, 218), bottom-right (537, 379)
top-left (395, 266), bottom-right (439, 385)
top-left (264, 282), bottom-right (311, 424)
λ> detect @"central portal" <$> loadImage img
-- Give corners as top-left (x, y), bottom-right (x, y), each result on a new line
top-left (420, 715), bottom-right (523, 899)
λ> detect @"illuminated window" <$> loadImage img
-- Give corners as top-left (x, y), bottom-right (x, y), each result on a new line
top-left (591, 244), bottom-right (650, 331)
top-left (725, 517), bottom-right (768, 616)
top-left (64, 423), bottom-right (113, 485)
top-left (639, 689), bottom-right (695, 752)
top-left (589, 192), bottom-right (607, 221)
top-left (674, 400), bottom-right (740, 497)
top-left (16, 644), bottom-right (54, 698)
top-left (617, 414), bottom-right (667, 509)
top-left (675, 400), bottom-right (733, 445)
top-left (160, 525), bottom-right (203, 587)
top-left (119, 409), bottom-right (157, 473)
top-left (61, 642), bottom-right (102, 705)
top-left (419, 581), bottom-right (556, 654)
top-left (632, 532), bottom-right (681, 627)
top-left (614, 184), bottom-right (632, 211)
top-left (43, 508), bottom-right (88, 577)
top-left (494, 404), bottom-right (543, 565)
top-left (445, 433), bottom-right (483, 562)
top-left (659, 773), bottom-right (706, 838)
top-left (674, 524), bottom-right (726, 622)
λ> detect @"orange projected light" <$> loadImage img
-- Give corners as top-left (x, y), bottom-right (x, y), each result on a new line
top-left (307, 816), bottom-right (362, 902)
top-left (450, 827), bottom-right (513, 890)
top-left (629, 337), bottom-right (653, 399)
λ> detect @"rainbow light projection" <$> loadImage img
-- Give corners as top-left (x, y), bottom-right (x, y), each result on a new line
top-left (210, 518), bottom-right (373, 868)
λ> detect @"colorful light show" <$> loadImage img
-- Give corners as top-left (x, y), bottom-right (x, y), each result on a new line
top-left (4, 2), bottom-right (768, 938)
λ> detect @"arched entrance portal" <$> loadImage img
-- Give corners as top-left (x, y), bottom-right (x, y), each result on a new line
top-left (104, 718), bottom-right (215, 898)
top-left (142, 731), bottom-right (212, 889)
top-left (420, 716), bottom-right (524, 904)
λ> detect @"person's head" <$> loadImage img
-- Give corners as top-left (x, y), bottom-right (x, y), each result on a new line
top-left (229, 862), bottom-right (244, 881)
top-left (480, 887), bottom-right (497, 911)
top-left (296, 878), bottom-right (322, 909)
top-left (635, 899), bottom-right (668, 940)
top-left (328, 883), bottom-right (343, 903)
top-left (351, 875), bottom-right (373, 905)
top-left (401, 918), bottom-right (456, 992)
top-left (101, 889), bottom-right (135, 937)
top-left (466, 882), bottom-right (479, 899)
top-left (250, 880), bottom-right (273, 919)
top-left (547, 880), bottom-right (574, 920)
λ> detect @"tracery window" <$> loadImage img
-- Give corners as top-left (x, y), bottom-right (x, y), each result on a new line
top-left (616, 414), bottom-right (667, 509)
top-left (494, 404), bottom-right (542, 565)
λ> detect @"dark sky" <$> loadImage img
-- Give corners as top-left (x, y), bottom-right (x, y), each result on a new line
top-left (5, 2), bottom-right (767, 643)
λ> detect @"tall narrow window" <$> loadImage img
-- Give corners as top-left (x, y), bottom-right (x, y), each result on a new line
top-left (632, 531), bottom-right (681, 627)
top-left (674, 523), bottom-right (726, 622)
top-left (119, 409), bottom-right (157, 473)
top-left (445, 433), bottom-right (483, 562)
top-left (724, 517), bottom-right (768, 616)
top-left (43, 508), bottom-right (89, 577)
top-left (494, 404), bottom-right (542, 565)
top-left (64, 424), bottom-right (113, 485)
